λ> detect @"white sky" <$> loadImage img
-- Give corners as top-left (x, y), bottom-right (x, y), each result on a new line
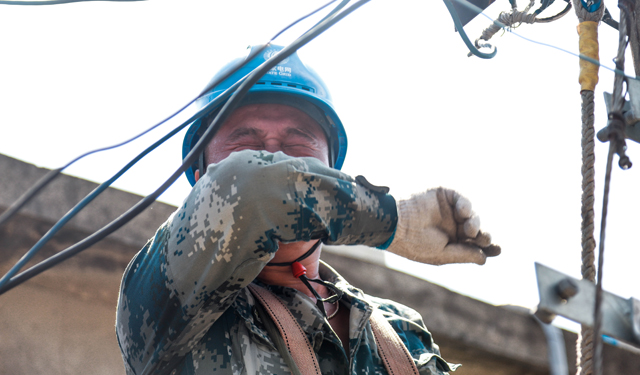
top-left (1, 0), bottom-right (638, 332)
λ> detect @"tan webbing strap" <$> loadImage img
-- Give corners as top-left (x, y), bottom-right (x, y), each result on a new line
top-left (370, 310), bottom-right (420, 375)
top-left (247, 284), bottom-right (321, 375)
top-left (248, 284), bottom-right (419, 375)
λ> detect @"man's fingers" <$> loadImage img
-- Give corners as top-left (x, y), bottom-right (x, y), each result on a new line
top-left (482, 244), bottom-right (501, 257)
top-left (465, 229), bottom-right (491, 248)
top-left (435, 188), bottom-right (457, 238)
top-left (454, 195), bottom-right (473, 220)
top-left (445, 188), bottom-right (472, 223)
top-left (464, 230), bottom-right (500, 257)
top-left (462, 215), bottom-right (480, 238)
top-left (441, 243), bottom-right (487, 265)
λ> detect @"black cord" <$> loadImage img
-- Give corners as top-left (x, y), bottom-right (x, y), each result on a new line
top-left (307, 0), bottom-right (350, 34)
top-left (298, 275), bottom-right (343, 317)
top-left (0, 0), bottom-right (369, 296)
top-left (265, 239), bottom-right (343, 318)
top-left (0, 99), bottom-right (192, 228)
top-left (266, 241), bottom-right (322, 266)
top-left (0, 0), bottom-right (143, 4)
top-left (0, 167), bottom-right (63, 227)
top-left (533, 0), bottom-right (554, 15)
top-left (196, 0), bottom-right (340, 98)
top-left (535, 0), bottom-right (572, 23)
top-left (592, 143), bottom-right (615, 375)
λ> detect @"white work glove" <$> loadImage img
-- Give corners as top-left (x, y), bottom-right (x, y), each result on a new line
top-left (387, 187), bottom-right (500, 265)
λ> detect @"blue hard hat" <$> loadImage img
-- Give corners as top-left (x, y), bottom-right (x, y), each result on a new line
top-left (182, 44), bottom-right (348, 186)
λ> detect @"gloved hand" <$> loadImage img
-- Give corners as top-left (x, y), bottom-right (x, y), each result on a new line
top-left (387, 187), bottom-right (500, 265)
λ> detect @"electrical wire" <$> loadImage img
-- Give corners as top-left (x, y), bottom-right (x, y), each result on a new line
top-left (0, 0), bottom-right (339, 230)
top-left (592, 143), bottom-right (615, 375)
top-left (534, 0), bottom-right (552, 14)
top-left (307, 0), bottom-right (350, 32)
top-left (0, 0), bottom-right (142, 4)
top-left (196, 0), bottom-right (340, 98)
top-left (0, 105), bottom-right (191, 228)
top-left (535, 0), bottom-right (572, 23)
top-left (0, 0), bottom-right (341, 291)
top-left (0, 0), bottom-right (368, 296)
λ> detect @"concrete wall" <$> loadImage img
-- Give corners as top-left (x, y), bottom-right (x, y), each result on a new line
top-left (0, 153), bottom-right (174, 375)
top-left (1, 153), bottom-right (639, 374)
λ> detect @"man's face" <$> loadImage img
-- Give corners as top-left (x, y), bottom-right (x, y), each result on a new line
top-left (204, 103), bottom-right (330, 166)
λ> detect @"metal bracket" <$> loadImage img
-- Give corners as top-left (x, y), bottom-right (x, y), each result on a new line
top-left (450, 0), bottom-right (496, 28)
top-left (598, 79), bottom-right (640, 145)
top-left (534, 262), bottom-right (640, 345)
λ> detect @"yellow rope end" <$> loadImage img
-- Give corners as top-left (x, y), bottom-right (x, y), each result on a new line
top-left (577, 21), bottom-right (600, 92)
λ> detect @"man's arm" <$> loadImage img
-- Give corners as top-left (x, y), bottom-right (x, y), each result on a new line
top-left (116, 150), bottom-right (397, 374)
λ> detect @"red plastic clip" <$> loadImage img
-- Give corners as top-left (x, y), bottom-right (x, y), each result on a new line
top-left (291, 262), bottom-right (307, 278)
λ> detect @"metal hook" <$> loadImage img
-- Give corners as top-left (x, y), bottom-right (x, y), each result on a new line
top-left (443, 0), bottom-right (498, 59)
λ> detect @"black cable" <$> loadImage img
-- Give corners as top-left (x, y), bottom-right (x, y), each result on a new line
top-left (0, 105), bottom-right (189, 227)
top-left (0, 168), bottom-right (63, 227)
top-left (592, 143), bottom-right (615, 375)
top-left (196, 0), bottom-right (340, 98)
top-left (0, 0), bottom-right (142, 4)
top-left (0, 0), bottom-right (339, 230)
top-left (266, 241), bottom-right (322, 266)
top-left (307, 0), bottom-right (350, 32)
top-left (0, 0), bottom-right (369, 296)
top-left (297, 275), bottom-right (343, 317)
top-left (535, 0), bottom-right (572, 23)
top-left (533, 0), bottom-right (555, 15)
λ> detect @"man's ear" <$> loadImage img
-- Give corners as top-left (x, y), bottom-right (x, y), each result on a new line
top-left (195, 170), bottom-right (200, 182)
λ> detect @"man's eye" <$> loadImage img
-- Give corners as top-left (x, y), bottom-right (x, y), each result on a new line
top-left (285, 136), bottom-right (314, 147)
top-left (234, 144), bottom-right (263, 150)
top-left (229, 138), bottom-right (262, 147)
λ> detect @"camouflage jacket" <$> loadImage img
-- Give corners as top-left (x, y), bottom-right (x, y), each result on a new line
top-left (116, 150), bottom-right (457, 375)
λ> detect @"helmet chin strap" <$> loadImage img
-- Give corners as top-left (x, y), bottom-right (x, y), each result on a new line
top-left (266, 240), bottom-right (343, 318)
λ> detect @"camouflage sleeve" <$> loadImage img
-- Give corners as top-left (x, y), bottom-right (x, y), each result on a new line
top-left (116, 150), bottom-right (397, 374)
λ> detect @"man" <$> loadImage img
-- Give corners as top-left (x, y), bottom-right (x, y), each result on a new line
top-left (116, 45), bottom-right (500, 375)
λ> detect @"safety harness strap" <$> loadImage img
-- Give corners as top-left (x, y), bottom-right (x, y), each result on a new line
top-left (370, 310), bottom-right (421, 375)
top-left (247, 283), bottom-right (419, 375)
top-left (247, 284), bottom-right (322, 375)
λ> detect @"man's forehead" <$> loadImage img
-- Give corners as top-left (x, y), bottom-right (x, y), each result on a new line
top-left (219, 103), bottom-right (327, 137)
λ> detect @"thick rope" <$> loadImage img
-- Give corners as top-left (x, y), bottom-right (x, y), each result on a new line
top-left (572, 2), bottom-right (604, 375)
top-left (580, 90), bottom-right (597, 285)
top-left (476, 9), bottom-right (538, 48)
top-left (470, 0), bottom-right (571, 55)
top-left (577, 90), bottom-right (597, 375)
